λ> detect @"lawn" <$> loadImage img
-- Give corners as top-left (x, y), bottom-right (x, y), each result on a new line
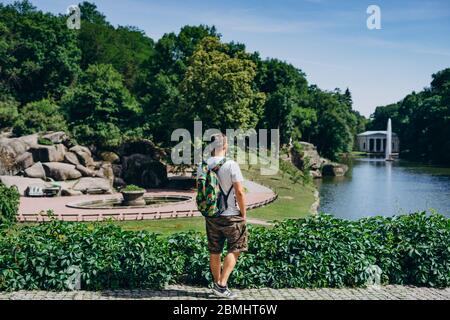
top-left (241, 163), bottom-right (315, 221)
top-left (117, 160), bottom-right (316, 235)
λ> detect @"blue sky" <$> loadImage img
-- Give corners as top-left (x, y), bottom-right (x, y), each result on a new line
top-left (4, 0), bottom-right (450, 116)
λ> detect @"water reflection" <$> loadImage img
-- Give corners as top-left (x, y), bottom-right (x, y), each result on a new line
top-left (315, 158), bottom-right (450, 220)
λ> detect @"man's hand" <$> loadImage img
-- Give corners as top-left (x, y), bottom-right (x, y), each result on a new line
top-left (233, 181), bottom-right (246, 220)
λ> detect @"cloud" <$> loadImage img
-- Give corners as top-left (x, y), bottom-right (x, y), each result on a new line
top-left (345, 36), bottom-right (450, 58)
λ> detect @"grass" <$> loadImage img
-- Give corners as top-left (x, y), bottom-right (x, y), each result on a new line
top-left (241, 163), bottom-right (315, 221)
top-left (116, 160), bottom-right (316, 235)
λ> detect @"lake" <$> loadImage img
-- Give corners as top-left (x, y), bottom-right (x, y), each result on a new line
top-left (315, 157), bottom-right (450, 220)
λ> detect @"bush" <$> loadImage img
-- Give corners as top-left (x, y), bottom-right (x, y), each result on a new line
top-left (169, 213), bottom-right (450, 289)
top-left (61, 64), bottom-right (141, 149)
top-left (12, 99), bottom-right (68, 136)
top-left (0, 216), bottom-right (174, 291)
top-left (0, 183), bottom-right (19, 226)
top-left (0, 95), bottom-right (19, 128)
top-left (122, 184), bottom-right (144, 192)
top-left (0, 212), bottom-right (449, 291)
top-left (37, 137), bottom-right (53, 146)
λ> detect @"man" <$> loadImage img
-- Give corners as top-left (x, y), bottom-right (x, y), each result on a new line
top-left (197, 133), bottom-right (247, 299)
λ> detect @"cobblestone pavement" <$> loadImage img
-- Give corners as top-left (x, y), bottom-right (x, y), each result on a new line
top-left (1, 285), bottom-right (450, 300)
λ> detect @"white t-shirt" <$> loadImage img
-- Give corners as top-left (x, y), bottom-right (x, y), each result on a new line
top-left (197, 156), bottom-right (244, 216)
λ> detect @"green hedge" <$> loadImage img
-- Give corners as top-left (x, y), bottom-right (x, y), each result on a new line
top-left (0, 218), bottom-right (172, 291)
top-left (0, 184), bottom-right (20, 226)
top-left (1, 213), bottom-right (449, 291)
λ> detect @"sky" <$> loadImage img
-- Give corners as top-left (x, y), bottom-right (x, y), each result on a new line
top-left (4, 0), bottom-right (450, 117)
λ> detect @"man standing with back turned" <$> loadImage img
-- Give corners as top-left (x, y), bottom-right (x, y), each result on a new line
top-left (197, 133), bottom-right (247, 299)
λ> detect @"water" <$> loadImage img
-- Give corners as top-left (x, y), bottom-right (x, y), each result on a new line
top-left (315, 157), bottom-right (450, 220)
top-left (67, 195), bottom-right (192, 210)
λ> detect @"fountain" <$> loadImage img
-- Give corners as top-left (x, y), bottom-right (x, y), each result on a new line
top-left (385, 118), bottom-right (394, 162)
top-left (66, 185), bottom-right (192, 209)
top-left (121, 185), bottom-right (146, 206)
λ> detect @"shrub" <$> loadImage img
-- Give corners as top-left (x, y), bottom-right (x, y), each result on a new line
top-left (0, 212), bottom-right (449, 291)
top-left (0, 216), bottom-right (173, 291)
top-left (0, 95), bottom-right (19, 128)
top-left (0, 183), bottom-right (19, 226)
top-left (168, 213), bottom-right (450, 289)
top-left (37, 137), bottom-right (53, 146)
top-left (12, 99), bottom-right (68, 136)
top-left (122, 184), bottom-right (144, 192)
top-left (61, 64), bottom-right (141, 149)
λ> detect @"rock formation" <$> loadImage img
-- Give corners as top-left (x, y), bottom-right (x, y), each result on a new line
top-left (0, 131), bottom-right (114, 196)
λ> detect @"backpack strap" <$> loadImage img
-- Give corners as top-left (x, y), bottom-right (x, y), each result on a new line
top-left (211, 157), bottom-right (228, 173)
top-left (211, 158), bottom-right (235, 210)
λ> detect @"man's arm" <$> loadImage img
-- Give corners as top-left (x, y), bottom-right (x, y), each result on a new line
top-left (233, 181), bottom-right (246, 220)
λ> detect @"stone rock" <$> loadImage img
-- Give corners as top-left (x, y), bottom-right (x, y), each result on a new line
top-left (16, 152), bottom-right (34, 170)
top-left (3, 138), bottom-right (28, 156)
top-left (76, 164), bottom-right (95, 177)
top-left (99, 162), bottom-right (114, 185)
top-left (322, 163), bottom-right (349, 177)
top-left (42, 132), bottom-right (69, 144)
top-left (64, 152), bottom-right (80, 166)
top-left (122, 153), bottom-right (167, 188)
top-left (61, 189), bottom-right (83, 197)
top-left (42, 162), bottom-right (82, 181)
top-left (100, 151), bottom-right (120, 164)
top-left (113, 177), bottom-right (126, 188)
top-left (291, 142), bottom-right (327, 170)
top-left (73, 177), bottom-right (113, 194)
top-left (310, 169), bottom-right (322, 179)
top-left (24, 162), bottom-right (46, 179)
top-left (112, 164), bottom-right (122, 177)
top-left (70, 145), bottom-right (94, 167)
top-left (119, 139), bottom-right (166, 160)
top-left (0, 134), bottom-right (38, 156)
top-left (70, 145), bottom-right (92, 157)
top-left (0, 149), bottom-right (17, 175)
top-left (0, 176), bottom-right (47, 196)
top-left (30, 144), bottom-right (66, 163)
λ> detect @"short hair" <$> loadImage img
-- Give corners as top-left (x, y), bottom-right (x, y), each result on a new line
top-left (211, 133), bottom-right (227, 156)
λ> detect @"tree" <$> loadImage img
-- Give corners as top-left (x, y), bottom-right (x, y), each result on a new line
top-left (369, 68), bottom-right (450, 164)
top-left (303, 86), bottom-right (357, 159)
top-left (62, 64), bottom-right (141, 149)
top-left (78, 2), bottom-right (154, 91)
top-left (134, 25), bottom-right (219, 143)
top-left (256, 59), bottom-right (308, 144)
top-left (179, 37), bottom-right (265, 131)
top-left (78, 1), bottom-right (108, 25)
top-left (0, 94), bottom-right (19, 129)
top-left (12, 99), bottom-right (68, 136)
top-left (0, 1), bottom-right (81, 104)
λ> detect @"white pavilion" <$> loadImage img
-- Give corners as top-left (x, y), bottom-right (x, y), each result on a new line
top-left (356, 131), bottom-right (400, 154)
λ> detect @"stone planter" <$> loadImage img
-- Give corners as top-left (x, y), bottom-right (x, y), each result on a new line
top-left (121, 190), bottom-right (146, 206)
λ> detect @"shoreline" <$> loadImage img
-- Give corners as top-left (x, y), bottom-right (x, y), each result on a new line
top-left (310, 189), bottom-right (320, 215)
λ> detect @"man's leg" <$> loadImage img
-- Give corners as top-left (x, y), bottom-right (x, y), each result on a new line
top-left (210, 253), bottom-right (222, 284)
top-left (218, 252), bottom-right (240, 287)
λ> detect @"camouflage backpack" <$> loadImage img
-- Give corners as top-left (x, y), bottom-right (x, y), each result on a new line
top-left (196, 158), bottom-right (233, 218)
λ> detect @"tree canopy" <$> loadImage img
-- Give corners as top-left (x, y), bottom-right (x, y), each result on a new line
top-left (62, 64), bottom-right (141, 149)
top-left (0, 1), bottom-right (370, 161)
top-left (179, 36), bottom-right (265, 131)
top-left (369, 68), bottom-right (450, 164)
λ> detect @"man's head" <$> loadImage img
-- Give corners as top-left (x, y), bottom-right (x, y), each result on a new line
top-left (211, 133), bottom-right (228, 156)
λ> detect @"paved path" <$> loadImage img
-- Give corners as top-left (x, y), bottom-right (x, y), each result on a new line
top-left (1, 285), bottom-right (449, 300)
top-left (18, 180), bottom-right (277, 222)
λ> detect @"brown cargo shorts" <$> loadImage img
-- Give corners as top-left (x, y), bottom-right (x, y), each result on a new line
top-left (205, 215), bottom-right (248, 254)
